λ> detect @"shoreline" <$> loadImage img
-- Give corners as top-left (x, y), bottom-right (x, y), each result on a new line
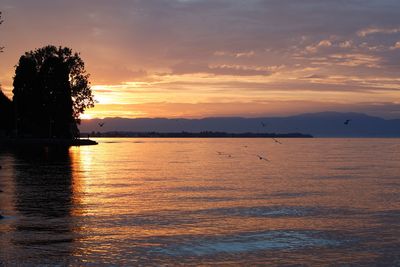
top-left (0, 138), bottom-right (98, 147)
top-left (81, 132), bottom-right (313, 138)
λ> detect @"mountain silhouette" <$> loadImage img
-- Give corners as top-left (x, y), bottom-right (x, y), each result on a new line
top-left (79, 112), bottom-right (400, 137)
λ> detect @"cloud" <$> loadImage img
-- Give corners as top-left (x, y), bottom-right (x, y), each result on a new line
top-left (339, 40), bottom-right (353, 48)
top-left (328, 53), bottom-right (382, 68)
top-left (390, 41), bottom-right (400, 50)
top-left (169, 62), bottom-right (272, 76)
top-left (306, 40), bottom-right (332, 53)
top-left (90, 67), bottom-right (149, 85)
top-left (303, 74), bottom-right (328, 79)
top-left (214, 50), bottom-right (255, 58)
top-left (1, 0), bottom-right (400, 118)
top-left (357, 27), bottom-right (400, 37)
top-left (85, 100), bottom-right (400, 119)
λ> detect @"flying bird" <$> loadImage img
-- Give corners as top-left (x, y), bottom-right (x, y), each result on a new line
top-left (344, 119), bottom-right (351, 125)
top-left (272, 138), bottom-right (282, 144)
top-left (98, 122), bottom-right (105, 127)
top-left (256, 155), bottom-right (269, 162)
top-left (216, 151), bottom-right (232, 158)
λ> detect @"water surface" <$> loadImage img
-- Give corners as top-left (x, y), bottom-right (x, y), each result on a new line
top-left (0, 138), bottom-right (399, 265)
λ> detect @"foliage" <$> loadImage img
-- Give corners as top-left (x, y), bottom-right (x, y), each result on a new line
top-left (13, 45), bottom-right (94, 138)
top-left (0, 88), bottom-right (13, 134)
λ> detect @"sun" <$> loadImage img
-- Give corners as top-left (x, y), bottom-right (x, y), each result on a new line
top-left (80, 113), bottom-right (93, 120)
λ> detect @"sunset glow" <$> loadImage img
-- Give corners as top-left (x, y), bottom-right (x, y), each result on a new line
top-left (1, 2), bottom-right (400, 265)
top-left (1, 1), bottom-right (400, 119)
top-left (79, 113), bottom-right (93, 120)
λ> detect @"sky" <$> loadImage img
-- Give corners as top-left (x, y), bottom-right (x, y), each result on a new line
top-left (0, 0), bottom-right (400, 119)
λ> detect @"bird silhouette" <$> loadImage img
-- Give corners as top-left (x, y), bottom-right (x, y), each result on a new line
top-left (344, 119), bottom-right (351, 125)
top-left (98, 122), bottom-right (105, 127)
top-left (256, 154), bottom-right (269, 161)
top-left (272, 138), bottom-right (282, 144)
top-left (261, 122), bottom-right (267, 127)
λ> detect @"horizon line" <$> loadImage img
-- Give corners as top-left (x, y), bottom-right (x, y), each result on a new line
top-left (80, 111), bottom-right (399, 121)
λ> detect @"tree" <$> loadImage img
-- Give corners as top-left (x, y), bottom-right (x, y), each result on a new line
top-left (13, 45), bottom-right (94, 138)
top-left (0, 87), bottom-right (13, 135)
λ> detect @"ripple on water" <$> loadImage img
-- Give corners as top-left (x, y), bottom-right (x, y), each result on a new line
top-left (197, 205), bottom-right (363, 218)
top-left (151, 230), bottom-right (344, 256)
top-left (171, 186), bottom-right (234, 192)
top-left (268, 191), bottom-right (322, 198)
top-left (88, 205), bottom-right (362, 230)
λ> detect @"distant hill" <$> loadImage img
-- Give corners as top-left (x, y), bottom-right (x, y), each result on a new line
top-left (79, 112), bottom-right (400, 137)
top-left (82, 131), bottom-right (312, 138)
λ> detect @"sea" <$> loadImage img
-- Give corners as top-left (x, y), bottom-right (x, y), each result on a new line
top-left (0, 138), bottom-right (399, 265)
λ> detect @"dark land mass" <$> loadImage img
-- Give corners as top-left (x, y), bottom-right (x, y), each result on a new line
top-left (82, 131), bottom-right (312, 138)
top-left (80, 112), bottom-right (400, 137)
top-left (0, 138), bottom-right (97, 148)
top-left (0, 45), bottom-right (96, 147)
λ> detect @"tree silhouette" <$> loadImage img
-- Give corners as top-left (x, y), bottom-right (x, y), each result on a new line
top-left (13, 45), bottom-right (94, 138)
top-left (0, 88), bottom-right (13, 135)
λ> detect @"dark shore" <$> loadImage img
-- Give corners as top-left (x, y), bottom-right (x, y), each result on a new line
top-left (0, 138), bottom-right (98, 147)
top-left (82, 131), bottom-right (313, 138)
